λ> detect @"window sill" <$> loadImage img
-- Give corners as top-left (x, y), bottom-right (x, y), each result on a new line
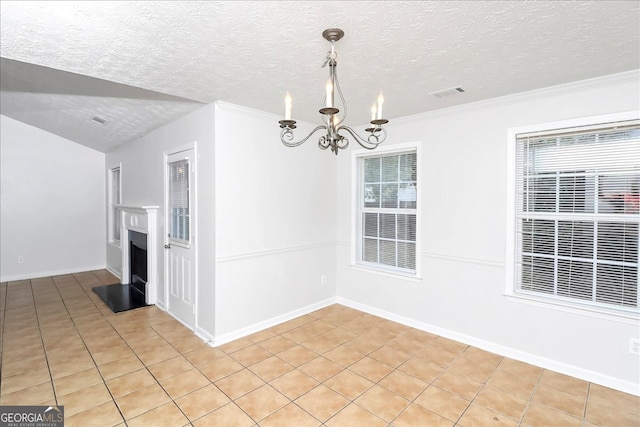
top-left (504, 292), bottom-right (639, 325)
top-left (350, 264), bottom-right (422, 283)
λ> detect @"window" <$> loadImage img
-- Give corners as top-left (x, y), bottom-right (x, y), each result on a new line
top-left (513, 118), bottom-right (639, 314)
top-left (168, 158), bottom-right (190, 243)
top-left (108, 166), bottom-right (121, 244)
top-left (355, 144), bottom-right (419, 276)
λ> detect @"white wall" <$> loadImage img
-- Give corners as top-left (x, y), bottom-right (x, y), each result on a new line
top-left (99, 71), bottom-right (639, 394)
top-left (335, 71), bottom-right (640, 394)
top-left (105, 101), bottom-right (338, 343)
top-left (213, 102), bottom-right (337, 341)
top-left (105, 104), bottom-right (216, 336)
top-left (0, 115), bottom-right (105, 281)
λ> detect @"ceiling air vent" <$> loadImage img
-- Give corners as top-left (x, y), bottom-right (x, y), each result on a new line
top-left (91, 116), bottom-right (108, 126)
top-left (429, 86), bottom-right (465, 98)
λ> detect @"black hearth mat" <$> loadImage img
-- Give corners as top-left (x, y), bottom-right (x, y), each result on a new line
top-left (92, 283), bottom-right (148, 313)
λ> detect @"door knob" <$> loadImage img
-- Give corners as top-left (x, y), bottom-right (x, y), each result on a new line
top-left (164, 244), bottom-right (171, 249)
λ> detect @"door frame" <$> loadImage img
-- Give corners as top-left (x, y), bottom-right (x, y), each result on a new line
top-left (163, 142), bottom-right (198, 329)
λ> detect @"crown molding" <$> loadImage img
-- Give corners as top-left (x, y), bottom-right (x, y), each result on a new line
top-left (391, 70), bottom-right (640, 126)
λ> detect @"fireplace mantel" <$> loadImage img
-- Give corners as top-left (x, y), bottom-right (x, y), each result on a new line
top-left (116, 205), bottom-right (159, 305)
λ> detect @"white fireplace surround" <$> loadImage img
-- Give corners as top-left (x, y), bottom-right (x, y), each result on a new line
top-left (116, 205), bottom-right (159, 305)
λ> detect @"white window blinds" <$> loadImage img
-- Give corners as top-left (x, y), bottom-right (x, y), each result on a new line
top-left (359, 150), bottom-right (417, 273)
top-left (169, 159), bottom-right (190, 242)
top-left (515, 121), bottom-right (640, 311)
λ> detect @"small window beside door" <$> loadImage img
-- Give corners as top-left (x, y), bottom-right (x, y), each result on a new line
top-left (169, 159), bottom-right (190, 243)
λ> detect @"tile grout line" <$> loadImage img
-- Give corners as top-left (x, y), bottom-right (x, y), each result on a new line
top-left (407, 344), bottom-right (471, 427)
top-left (221, 325), bottom-right (323, 426)
top-left (457, 351), bottom-right (506, 426)
top-left (0, 281), bottom-right (39, 400)
top-left (520, 362), bottom-right (545, 427)
top-left (380, 338), bottom-right (470, 425)
top-left (210, 316), bottom-right (347, 425)
top-left (0, 281), bottom-right (6, 395)
top-left (103, 309), bottom-right (176, 424)
top-left (98, 289), bottom-right (235, 425)
top-left (330, 342), bottom-right (396, 426)
top-left (349, 329), bottom-right (464, 424)
top-left (30, 278), bottom-right (60, 407)
top-left (265, 318), bottom-right (375, 425)
top-left (74, 271), bottom-right (130, 425)
top-left (145, 320), bottom-right (205, 425)
top-left (258, 323), bottom-right (410, 425)
top-left (583, 381), bottom-right (592, 422)
top-left (306, 318), bottom-right (418, 425)
top-left (2, 273), bottom-right (636, 426)
top-left (53, 272), bottom-right (127, 424)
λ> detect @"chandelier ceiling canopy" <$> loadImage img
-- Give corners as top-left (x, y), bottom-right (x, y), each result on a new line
top-left (279, 28), bottom-right (389, 155)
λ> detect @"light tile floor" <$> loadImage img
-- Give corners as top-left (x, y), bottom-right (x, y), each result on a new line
top-left (1, 270), bottom-right (638, 426)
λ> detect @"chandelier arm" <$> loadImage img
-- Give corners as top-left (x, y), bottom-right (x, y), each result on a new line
top-left (333, 68), bottom-right (347, 125)
top-left (278, 29), bottom-right (390, 156)
top-left (281, 126), bottom-right (327, 147)
top-left (338, 126), bottom-right (387, 150)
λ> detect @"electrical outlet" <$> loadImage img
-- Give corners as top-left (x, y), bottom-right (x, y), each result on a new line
top-left (630, 338), bottom-right (640, 356)
top-left (17, 256), bottom-right (24, 264)
top-left (320, 275), bottom-right (327, 286)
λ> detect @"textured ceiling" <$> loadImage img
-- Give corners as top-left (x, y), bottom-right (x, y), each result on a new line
top-left (1, 1), bottom-right (639, 152)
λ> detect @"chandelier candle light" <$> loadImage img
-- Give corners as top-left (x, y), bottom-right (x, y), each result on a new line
top-left (278, 28), bottom-right (389, 155)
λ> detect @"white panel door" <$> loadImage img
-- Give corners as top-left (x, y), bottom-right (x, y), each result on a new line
top-left (165, 149), bottom-right (196, 328)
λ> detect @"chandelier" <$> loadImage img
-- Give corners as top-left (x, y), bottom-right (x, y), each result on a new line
top-left (278, 28), bottom-right (389, 155)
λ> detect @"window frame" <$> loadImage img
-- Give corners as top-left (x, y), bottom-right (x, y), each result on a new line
top-left (167, 156), bottom-right (192, 247)
top-left (351, 141), bottom-right (422, 279)
top-left (506, 111), bottom-right (640, 321)
top-left (108, 164), bottom-right (122, 247)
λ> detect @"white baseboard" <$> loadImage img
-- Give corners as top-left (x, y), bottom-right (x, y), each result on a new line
top-left (336, 297), bottom-right (640, 397)
top-left (1, 265), bottom-right (107, 283)
top-left (196, 327), bottom-right (215, 344)
top-left (211, 297), bottom-right (338, 347)
top-left (105, 266), bottom-right (122, 281)
top-left (165, 310), bottom-right (196, 332)
top-left (153, 298), bottom-right (214, 346)
top-left (153, 299), bottom-right (213, 345)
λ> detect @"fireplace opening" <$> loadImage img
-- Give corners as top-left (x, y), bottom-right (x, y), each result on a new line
top-left (92, 230), bottom-right (149, 313)
top-left (129, 230), bottom-right (148, 300)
